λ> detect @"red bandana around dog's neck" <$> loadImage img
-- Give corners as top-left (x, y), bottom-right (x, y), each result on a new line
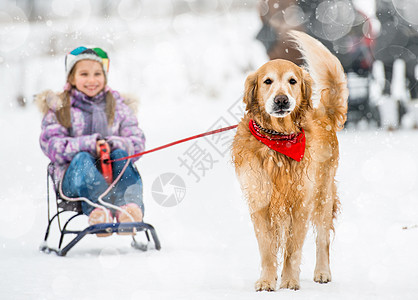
top-left (248, 119), bottom-right (305, 162)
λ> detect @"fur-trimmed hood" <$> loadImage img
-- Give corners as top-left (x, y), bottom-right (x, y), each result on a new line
top-left (35, 89), bottom-right (139, 115)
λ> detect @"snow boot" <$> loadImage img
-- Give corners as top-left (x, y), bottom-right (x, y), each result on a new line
top-left (88, 208), bottom-right (113, 237)
top-left (115, 203), bottom-right (143, 235)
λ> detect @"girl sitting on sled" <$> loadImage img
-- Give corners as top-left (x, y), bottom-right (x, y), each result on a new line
top-left (38, 46), bottom-right (145, 236)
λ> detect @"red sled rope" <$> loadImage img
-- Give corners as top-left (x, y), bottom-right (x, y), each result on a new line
top-left (108, 124), bottom-right (238, 163)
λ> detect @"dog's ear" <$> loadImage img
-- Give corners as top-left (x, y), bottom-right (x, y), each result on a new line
top-left (243, 72), bottom-right (258, 112)
top-left (301, 69), bottom-right (313, 109)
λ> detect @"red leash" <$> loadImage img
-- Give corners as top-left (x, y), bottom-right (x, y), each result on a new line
top-left (107, 124), bottom-right (238, 163)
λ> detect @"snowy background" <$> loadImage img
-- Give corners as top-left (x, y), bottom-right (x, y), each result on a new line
top-left (1, 0), bottom-right (418, 299)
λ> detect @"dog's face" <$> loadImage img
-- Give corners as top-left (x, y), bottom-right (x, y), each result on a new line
top-left (244, 59), bottom-right (312, 122)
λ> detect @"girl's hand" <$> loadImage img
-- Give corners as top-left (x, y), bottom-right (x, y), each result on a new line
top-left (96, 139), bottom-right (110, 157)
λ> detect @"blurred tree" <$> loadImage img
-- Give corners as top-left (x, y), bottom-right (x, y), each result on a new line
top-left (257, 0), bottom-right (305, 64)
top-left (257, 0), bottom-right (374, 75)
top-left (15, 0), bottom-right (39, 22)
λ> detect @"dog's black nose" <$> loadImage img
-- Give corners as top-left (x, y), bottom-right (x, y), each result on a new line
top-left (273, 95), bottom-right (289, 109)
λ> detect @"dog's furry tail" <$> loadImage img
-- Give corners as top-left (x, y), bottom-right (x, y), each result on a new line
top-left (289, 30), bottom-right (348, 131)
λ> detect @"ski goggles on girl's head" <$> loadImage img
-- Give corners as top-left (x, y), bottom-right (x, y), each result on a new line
top-left (65, 46), bottom-right (110, 78)
top-left (70, 46), bottom-right (108, 59)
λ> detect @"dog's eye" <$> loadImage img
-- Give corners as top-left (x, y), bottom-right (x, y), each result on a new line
top-left (264, 79), bottom-right (272, 85)
top-left (289, 78), bottom-right (297, 85)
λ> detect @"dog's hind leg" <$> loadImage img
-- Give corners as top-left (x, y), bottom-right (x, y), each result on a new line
top-left (312, 169), bottom-right (339, 284)
top-left (251, 206), bottom-right (279, 292)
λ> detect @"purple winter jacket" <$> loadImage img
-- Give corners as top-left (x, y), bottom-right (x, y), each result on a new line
top-left (38, 88), bottom-right (145, 187)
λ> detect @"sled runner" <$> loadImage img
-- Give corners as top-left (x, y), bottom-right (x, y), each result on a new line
top-left (40, 163), bottom-right (161, 256)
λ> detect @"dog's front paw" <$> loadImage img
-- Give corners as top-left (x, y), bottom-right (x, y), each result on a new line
top-left (255, 278), bottom-right (277, 292)
top-left (314, 271), bottom-right (332, 284)
top-left (280, 278), bottom-right (300, 290)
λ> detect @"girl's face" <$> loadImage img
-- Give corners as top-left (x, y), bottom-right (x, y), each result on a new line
top-left (70, 60), bottom-right (105, 97)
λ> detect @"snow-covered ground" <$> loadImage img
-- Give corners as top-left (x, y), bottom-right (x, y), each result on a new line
top-left (2, 102), bottom-right (418, 300)
top-left (1, 4), bottom-right (418, 300)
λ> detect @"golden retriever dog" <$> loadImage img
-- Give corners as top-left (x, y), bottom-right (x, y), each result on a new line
top-left (232, 31), bottom-right (348, 291)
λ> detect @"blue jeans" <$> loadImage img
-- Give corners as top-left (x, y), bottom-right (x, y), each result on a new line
top-left (61, 149), bottom-right (144, 216)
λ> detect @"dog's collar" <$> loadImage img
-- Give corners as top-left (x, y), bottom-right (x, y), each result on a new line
top-left (249, 119), bottom-right (305, 161)
top-left (253, 121), bottom-right (297, 138)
